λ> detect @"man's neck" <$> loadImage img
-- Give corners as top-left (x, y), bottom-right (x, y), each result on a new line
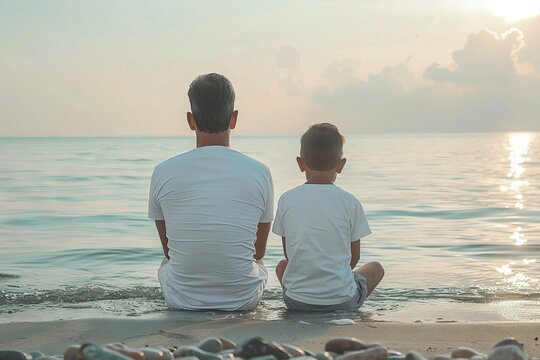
top-left (196, 131), bottom-right (230, 148)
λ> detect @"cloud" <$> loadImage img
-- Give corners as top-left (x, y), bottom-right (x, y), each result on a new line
top-left (518, 15), bottom-right (540, 71)
top-left (424, 28), bottom-right (525, 84)
top-left (324, 59), bottom-right (363, 87)
top-left (275, 45), bottom-right (302, 96)
top-left (311, 23), bottom-right (540, 133)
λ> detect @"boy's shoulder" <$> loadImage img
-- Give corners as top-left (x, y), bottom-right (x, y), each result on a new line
top-left (279, 184), bottom-right (360, 204)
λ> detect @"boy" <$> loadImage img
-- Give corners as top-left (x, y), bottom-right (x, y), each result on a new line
top-left (272, 123), bottom-right (384, 311)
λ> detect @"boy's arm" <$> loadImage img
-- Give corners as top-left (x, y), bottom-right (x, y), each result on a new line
top-left (155, 220), bottom-right (169, 259)
top-left (254, 222), bottom-right (271, 260)
top-left (281, 237), bottom-right (288, 260)
top-left (350, 240), bottom-right (360, 269)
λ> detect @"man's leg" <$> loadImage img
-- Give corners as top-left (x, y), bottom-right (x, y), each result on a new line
top-left (275, 259), bottom-right (288, 285)
top-left (353, 261), bottom-right (384, 296)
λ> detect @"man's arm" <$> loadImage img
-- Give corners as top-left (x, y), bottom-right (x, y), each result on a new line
top-left (350, 240), bottom-right (360, 269)
top-left (155, 220), bottom-right (169, 259)
top-left (254, 222), bottom-right (271, 260)
top-left (281, 236), bottom-right (288, 260)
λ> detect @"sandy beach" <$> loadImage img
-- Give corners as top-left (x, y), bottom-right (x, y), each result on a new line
top-left (1, 316), bottom-right (539, 358)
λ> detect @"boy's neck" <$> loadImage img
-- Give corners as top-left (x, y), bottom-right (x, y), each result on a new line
top-left (304, 171), bottom-right (336, 184)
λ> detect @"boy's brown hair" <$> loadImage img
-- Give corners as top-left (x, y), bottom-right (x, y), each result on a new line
top-left (300, 123), bottom-right (345, 171)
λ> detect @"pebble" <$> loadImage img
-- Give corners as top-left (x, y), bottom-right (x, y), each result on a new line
top-left (174, 346), bottom-right (222, 360)
top-left (233, 337), bottom-right (291, 360)
top-left (104, 346), bottom-right (144, 360)
top-left (80, 344), bottom-right (132, 360)
top-left (334, 345), bottom-right (387, 360)
top-left (28, 352), bottom-right (44, 360)
top-left (137, 349), bottom-right (169, 360)
top-left (279, 344), bottom-right (306, 357)
top-left (314, 352), bottom-right (334, 360)
top-left (325, 338), bottom-right (370, 354)
top-left (405, 351), bottom-right (428, 360)
top-left (63, 346), bottom-right (82, 360)
top-left (492, 338), bottom-right (523, 350)
top-left (0, 351), bottom-right (31, 360)
top-left (470, 356), bottom-right (486, 360)
top-left (197, 338), bottom-right (223, 353)
top-left (218, 338), bottom-right (237, 351)
top-left (451, 347), bottom-right (484, 358)
top-left (487, 345), bottom-right (527, 360)
top-left (249, 356), bottom-right (277, 360)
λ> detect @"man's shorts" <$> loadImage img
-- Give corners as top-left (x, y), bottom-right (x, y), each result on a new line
top-left (283, 272), bottom-right (368, 311)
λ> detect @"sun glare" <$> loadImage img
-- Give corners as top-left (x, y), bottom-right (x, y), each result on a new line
top-left (451, 0), bottom-right (540, 22)
top-left (489, 0), bottom-right (540, 22)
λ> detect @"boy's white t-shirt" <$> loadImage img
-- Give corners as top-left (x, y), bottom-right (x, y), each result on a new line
top-left (272, 184), bottom-right (371, 305)
top-left (148, 146), bottom-right (273, 311)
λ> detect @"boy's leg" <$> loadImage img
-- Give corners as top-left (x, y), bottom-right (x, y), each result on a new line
top-left (275, 259), bottom-right (288, 285)
top-left (353, 261), bottom-right (384, 296)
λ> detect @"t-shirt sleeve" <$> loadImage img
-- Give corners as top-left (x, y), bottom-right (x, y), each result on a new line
top-left (272, 196), bottom-right (285, 236)
top-left (351, 200), bottom-right (371, 242)
top-left (148, 168), bottom-right (165, 220)
top-left (259, 170), bottom-right (274, 223)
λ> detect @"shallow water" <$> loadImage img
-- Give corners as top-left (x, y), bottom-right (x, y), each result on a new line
top-left (1, 134), bottom-right (539, 322)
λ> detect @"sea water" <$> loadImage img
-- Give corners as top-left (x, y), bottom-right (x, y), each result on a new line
top-left (1, 134), bottom-right (539, 323)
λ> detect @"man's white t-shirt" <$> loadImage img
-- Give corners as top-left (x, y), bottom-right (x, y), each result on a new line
top-left (272, 184), bottom-right (371, 305)
top-left (148, 146), bottom-right (273, 311)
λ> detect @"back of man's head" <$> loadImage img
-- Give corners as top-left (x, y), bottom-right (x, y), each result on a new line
top-left (188, 73), bottom-right (235, 133)
top-left (300, 123), bottom-right (345, 171)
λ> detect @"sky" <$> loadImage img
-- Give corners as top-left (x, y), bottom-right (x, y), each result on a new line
top-left (1, 0), bottom-right (540, 136)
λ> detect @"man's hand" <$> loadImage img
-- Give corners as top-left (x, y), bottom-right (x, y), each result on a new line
top-left (254, 222), bottom-right (271, 260)
top-left (155, 220), bottom-right (169, 259)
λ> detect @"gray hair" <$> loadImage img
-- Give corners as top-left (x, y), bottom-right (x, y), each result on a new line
top-left (188, 73), bottom-right (235, 133)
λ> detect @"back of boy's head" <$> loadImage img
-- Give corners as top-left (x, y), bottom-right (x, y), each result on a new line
top-left (300, 123), bottom-right (345, 171)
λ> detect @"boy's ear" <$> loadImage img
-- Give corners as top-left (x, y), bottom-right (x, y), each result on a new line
top-left (296, 157), bottom-right (306, 172)
top-left (229, 110), bottom-right (238, 130)
top-left (336, 158), bottom-right (347, 173)
top-left (187, 112), bottom-right (197, 131)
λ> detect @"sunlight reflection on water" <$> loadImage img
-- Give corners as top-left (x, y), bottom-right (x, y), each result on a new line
top-left (497, 133), bottom-right (537, 291)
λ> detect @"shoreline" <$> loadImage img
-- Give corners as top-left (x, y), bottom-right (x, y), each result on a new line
top-left (1, 317), bottom-right (539, 358)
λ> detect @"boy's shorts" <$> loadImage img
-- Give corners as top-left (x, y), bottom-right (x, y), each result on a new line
top-left (283, 272), bottom-right (368, 311)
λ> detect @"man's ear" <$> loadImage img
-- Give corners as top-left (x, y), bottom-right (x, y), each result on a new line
top-left (187, 112), bottom-right (197, 131)
top-left (229, 110), bottom-right (238, 130)
top-left (336, 158), bottom-right (347, 173)
top-left (296, 156), bottom-right (306, 172)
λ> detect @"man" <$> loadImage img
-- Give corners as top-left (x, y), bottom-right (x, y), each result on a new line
top-left (148, 73), bottom-right (273, 311)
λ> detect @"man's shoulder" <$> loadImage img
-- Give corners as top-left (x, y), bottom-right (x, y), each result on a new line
top-left (153, 149), bottom-right (196, 173)
top-left (228, 149), bottom-right (271, 173)
top-left (153, 147), bottom-right (271, 176)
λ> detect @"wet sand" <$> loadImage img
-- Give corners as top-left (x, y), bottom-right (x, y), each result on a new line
top-left (1, 317), bottom-right (539, 358)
